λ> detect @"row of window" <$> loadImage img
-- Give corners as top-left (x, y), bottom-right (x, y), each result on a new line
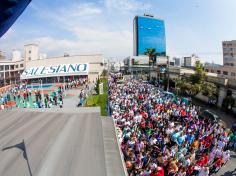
top-left (223, 43), bottom-right (236, 47)
top-left (224, 63), bottom-right (234, 66)
top-left (0, 64), bottom-right (24, 71)
top-left (0, 71), bottom-right (21, 78)
top-left (224, 53), bottom-right (235, 57)
top-left (205, 69), bottom-right (236, 76)
top-left (223, 48), bottom-right (236, 51)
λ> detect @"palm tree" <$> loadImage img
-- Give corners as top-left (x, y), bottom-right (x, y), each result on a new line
top-left (144, 48), bottom-right (158, 80)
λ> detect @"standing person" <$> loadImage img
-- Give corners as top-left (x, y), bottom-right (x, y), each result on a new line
top-left (198, 167), bottom-right (209, 176)
top-left (59, 99), bottom-right (63, 108)
top-left (59, 93), bottom-right (63, 104)
top-left (44, 96), bottom-right (48, 108)
top-left (210, 157), bottom-right (223, 174)
top-left (33, 101), bottom-right (37, 108)
top-left (0, 103), bottom-right (4, 110)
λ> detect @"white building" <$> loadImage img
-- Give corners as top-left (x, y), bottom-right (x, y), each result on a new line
top-left (173, 57), bottom-right (182, 67)
top-left (0, 44), bottom-right (105, 86)
top-left (0, 59), bottom-right (24, 86)
top-left (183, 54), bottom-right (200, 67)
top-left (21, 44), bottom-right (104, 83)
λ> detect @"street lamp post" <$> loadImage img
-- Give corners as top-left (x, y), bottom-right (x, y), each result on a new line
top-left (40, 79), bottom-right (45, 107)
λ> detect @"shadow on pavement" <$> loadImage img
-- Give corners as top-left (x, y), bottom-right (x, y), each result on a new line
top-left (2, 139), bottom-right (33, 176)
top-left (220, 168), bottom-right (236, 176)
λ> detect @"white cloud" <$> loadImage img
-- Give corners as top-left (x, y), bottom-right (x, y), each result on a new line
top-left (28, 1), bottom-right (134, 57)
top-left (31, 31), bottom-right (132, 58)
top-left (1, 1), bottom-right (137, 59)
top-left (105, 0), bottom-right (151, 12)
top-left (58, 3), bottom-right (102, 18)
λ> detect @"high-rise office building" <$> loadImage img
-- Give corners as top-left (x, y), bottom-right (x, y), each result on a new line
top-left (133, 14), bottom-right (166, 56)
top-left (223, 40), bottom-right (236, 67)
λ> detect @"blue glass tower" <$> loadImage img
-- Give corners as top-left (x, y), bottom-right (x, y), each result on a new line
top-left (133, 15), bottom-right (166, 56)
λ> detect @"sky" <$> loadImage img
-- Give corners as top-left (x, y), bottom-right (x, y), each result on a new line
top-left (1, 0), bottom-right (236, 64)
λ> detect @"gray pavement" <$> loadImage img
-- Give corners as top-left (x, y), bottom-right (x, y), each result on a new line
top-left (0, 108), bottom-right (125, 176)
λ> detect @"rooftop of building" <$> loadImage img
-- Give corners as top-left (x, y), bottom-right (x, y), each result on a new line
top-left (37, 53), bottom-right (104, 61)
top-left (0, 59), bottom-right (24, 64)
top-left (223, 40), bottom-right (236, 43)
top-left (24, 43), bottom-right (38, 46)
top-left (204, 62), bottom-right (223, 67)
top-left (134, 14), bottom-right (163, 21)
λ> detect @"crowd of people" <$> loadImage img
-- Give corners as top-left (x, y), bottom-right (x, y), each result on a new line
top-left (0, 78), bottom-right (88, 110)
top-left (109, 77), bottom-right (234, 176)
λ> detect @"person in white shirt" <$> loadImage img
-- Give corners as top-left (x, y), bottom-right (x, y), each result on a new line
top-left (198, 167), bottom-right (209, 176)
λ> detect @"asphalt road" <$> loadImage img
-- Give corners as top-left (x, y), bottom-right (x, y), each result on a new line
top-left (0, 110), bottom-right (107, 176)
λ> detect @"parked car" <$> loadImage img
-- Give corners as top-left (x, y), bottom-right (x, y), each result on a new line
top-left (199, 110), bottom-right (222, 123)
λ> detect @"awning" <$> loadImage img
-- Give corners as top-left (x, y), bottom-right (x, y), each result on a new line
top-left (20, 63), bottom-right (89, 80)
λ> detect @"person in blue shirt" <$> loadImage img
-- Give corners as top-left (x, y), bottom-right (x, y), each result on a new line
top-left (187, 132), bottom-right (195, 145)
top-left (171, 130), bottom-right (181, 142)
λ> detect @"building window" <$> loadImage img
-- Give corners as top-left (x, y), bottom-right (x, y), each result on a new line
top-left (29, 50), bottom-right (31, 54)
top-left (28, 57), bottom-right (31, 61)
top-left (5, 65), bottom-right (9, 70)
top-left (0, 65), bottom-right (3, 71)
top-left (15, 65), bottom-right (18, 68)
top-left (217, 70), bottom-right (221, 74)
top-left (231, 72), bottom-right (235, 76)
top-left (10, 65), bottom-right (14, 70)
top-left (5, 72), bottom-right (9, 77)
top-left (205, 69), bottom-right (209, 72)
top-left (20, 64), bottom-right (24, 67)
top-left (223, 71), bottom-right (228, 75)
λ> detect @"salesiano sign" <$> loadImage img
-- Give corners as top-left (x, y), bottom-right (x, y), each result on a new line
top-left (21, 63), bottom-right (89, 79)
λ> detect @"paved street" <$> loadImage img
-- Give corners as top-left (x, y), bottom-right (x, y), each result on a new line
top-left (0, 108), bottom-right (125, 176)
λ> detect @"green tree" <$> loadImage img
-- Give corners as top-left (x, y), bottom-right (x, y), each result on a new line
top-left (144, 48), bottom-right (159, 80)
top-left (144, 48), bottom-right (158, 64)
top-left (174, 61), bottom-right (217, 99)
top-left (94, 77), bottom-right (100, 95)
top-left (201, 82), bottom-right (217, 98)
top-left (189, 61), bottom-right (205, 84)
top-left (101, 69), bottom-right (108, 78)
top-left (222, 95), bottom-right (235, 112)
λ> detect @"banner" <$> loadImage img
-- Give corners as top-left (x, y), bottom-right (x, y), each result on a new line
top-left (99, 83), bottom-right (104, 95)
top-left (21, 63), bottom-right (89, 79)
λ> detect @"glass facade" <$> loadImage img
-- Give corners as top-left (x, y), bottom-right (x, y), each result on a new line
top-left (134, 16), bottom-right (166, 56)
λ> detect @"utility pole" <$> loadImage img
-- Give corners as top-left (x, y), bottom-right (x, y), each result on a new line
top-left (167, 56), bottom-right (170, 92)
top-left (167, 56), bottom-right (170, 91)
